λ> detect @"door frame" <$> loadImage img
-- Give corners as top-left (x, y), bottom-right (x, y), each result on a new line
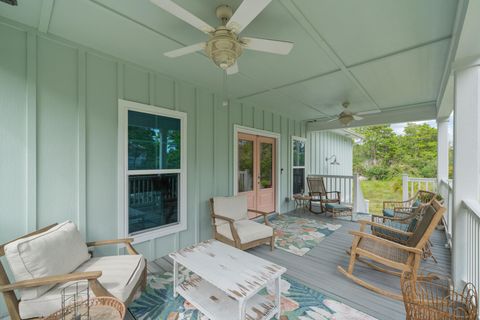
top-left (233, 125), bottom-right (281, 213)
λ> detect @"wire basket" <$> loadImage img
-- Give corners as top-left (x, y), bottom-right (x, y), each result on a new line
top-left (401, 273), bottom-right (478, 320)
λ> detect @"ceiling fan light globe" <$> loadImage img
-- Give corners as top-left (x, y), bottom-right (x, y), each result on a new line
top-left (206, 29), bottom-right (242, 70)
top-left (339, 115), bottom-right (353, 126)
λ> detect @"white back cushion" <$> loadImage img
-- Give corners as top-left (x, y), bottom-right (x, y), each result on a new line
top-left (213, 195), bottom-right (248, 225)
top-left (4, 221), bottom-right (90, 300)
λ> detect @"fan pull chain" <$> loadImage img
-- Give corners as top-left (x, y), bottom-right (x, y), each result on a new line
top-left (222, 70), bottom-right (229, 107)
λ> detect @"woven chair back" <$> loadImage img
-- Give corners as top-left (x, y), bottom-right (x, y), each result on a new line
top-left (406, 200), bottom-right (445, 248)
top-left (307, 176), bottom-right (326, 194)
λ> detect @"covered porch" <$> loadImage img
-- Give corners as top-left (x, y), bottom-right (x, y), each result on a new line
top-left (1, 0), bottom-right (480, 319)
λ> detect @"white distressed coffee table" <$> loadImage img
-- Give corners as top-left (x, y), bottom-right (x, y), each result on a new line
top-left (169, 239), bottom-right (286, 320)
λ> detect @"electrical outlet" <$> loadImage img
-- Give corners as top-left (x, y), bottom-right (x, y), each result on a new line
top-left (285, 197), bottom-right (290, 202)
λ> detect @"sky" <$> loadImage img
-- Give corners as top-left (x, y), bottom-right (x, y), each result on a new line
top-left (390, 114), bottom-right (454, 142)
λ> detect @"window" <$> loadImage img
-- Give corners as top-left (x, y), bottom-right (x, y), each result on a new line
top-left (292, 137), bottom-right (306, 195)
top-left (119, 100), bottom-right (187, 242)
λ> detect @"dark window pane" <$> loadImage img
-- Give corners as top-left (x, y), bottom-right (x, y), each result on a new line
top-left (260, 143), bottom-right (273, 189)
top-left (128, 174), bottom-right (179, 234)
top-left (293, 168), bottom-right (305, 194)
top-left (128, 110), bottom-right (180, 170)
top-left (293, 140), bottom-right (305, 167)
top-left (238, 139), bottom-right (254, 192)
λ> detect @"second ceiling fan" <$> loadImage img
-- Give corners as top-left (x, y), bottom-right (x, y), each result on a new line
top-left (150, 0), bottom-right (294, 75)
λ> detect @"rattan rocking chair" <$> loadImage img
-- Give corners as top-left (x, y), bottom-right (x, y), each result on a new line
top-left (382, 190), bottom-right (438, 221)
top-left (306, 175), bottom-right (340, 213)
top-left (338, 199), bottom-right (446, 300)
top-left (372, 204), bottom-right (438, 263)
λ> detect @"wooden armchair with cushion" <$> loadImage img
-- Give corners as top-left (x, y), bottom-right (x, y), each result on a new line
top-left (0, 221), bottom-right (147, 320)
top-left (306, 175), bottom-right (341, 213)
top-left (210, 195), bottom-right (275, 251)
top-left (338, 199), bottom-right (446, 300)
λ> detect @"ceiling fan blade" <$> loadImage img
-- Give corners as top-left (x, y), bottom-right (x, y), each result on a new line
top-left (226, 0), bottom-right (272, 33)
top-left (164, 42), bottom-right (206, 58)
top-left (327, 118), bottom-right (339, 123)
top-left (150, 0), bottom-right (215, 34)
top-left (353, 115), bottom-right (364, 121)
top-left (226, 62), bottom-right (239, 75)
top-left (241, 37), bottom-right (293, 55)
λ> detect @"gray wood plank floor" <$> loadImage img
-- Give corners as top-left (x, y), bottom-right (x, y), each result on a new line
top-left (130, 209), bottom-right (451, 320)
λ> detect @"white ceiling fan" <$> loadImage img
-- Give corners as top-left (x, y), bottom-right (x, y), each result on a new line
top-left (150, 0), bottom-right (294, 75)
top-left (328, 102), bottom-right (380, 126)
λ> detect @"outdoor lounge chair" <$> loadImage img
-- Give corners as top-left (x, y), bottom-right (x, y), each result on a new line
top-left (372, 203), bottom-right (438, 263)
top-left (382, 190), bottom-right (438, 219)
top-left (210, 195), bottom-right (275, 251)
top-left (0, 221), bottom-right (147, 320)
top-left (306, 175), bottom-right (341, 213)
top-left (337, 199), bottom-right (446, 300)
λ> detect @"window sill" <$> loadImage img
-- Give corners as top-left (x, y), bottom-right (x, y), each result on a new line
top-left (129, 221), bottom-right (187, 244)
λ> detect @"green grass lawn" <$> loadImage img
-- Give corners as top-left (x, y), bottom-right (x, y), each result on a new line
top-left (360, 180), bottom-right (402, 215)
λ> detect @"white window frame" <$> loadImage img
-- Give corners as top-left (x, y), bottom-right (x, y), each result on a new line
top-left (118, 99), bottom-right (187, 244)
top-left (291, 136), bottom-right (307, 197)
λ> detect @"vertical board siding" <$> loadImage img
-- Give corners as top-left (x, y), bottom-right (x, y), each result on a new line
top-left (0, 22), bottom-right (311, 318)
top-left (37, 37), bottom-right (78, 227)
top-left (307, 130), bottom-right (353, 176)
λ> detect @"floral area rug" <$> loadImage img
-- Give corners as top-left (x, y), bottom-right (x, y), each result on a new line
top-left (270, 215), bottom-right (341, 256)
top-left (129, 269), bottom-right (377, 320)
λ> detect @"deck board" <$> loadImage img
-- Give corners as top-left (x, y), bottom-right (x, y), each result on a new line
top-left (144, 209), bottom-right (451, 320)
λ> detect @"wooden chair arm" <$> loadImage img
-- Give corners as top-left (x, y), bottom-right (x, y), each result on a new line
top-left (349, 230), bottom-right (422, 254)
top-left (249, 209), bottom-right (274, 215)
top-left (86, 238), bottom-right (138, 255)
top-left (359, 220), bottom-right (413, 236)
top-left (249, 209), bottom-right (275, 226)
top-left (212, 215), bottom-right (241, 245)
top-left (0, 271), bottom-right (102, 293)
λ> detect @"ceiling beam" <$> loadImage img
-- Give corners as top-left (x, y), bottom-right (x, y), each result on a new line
top-left (38, 0), bottom-right (55, 33)
top-left (436, 0), bottom-right (469, 112)
top-left (279, 0), bottom-right (380, 113)
top-left (307, 101), bottom-right (437, 132)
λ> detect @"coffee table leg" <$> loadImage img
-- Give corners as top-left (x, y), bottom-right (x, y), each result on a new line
top-left (275, 276), bottom-right (281, 318)
top-left (173, 261), bottom-right (178, 298)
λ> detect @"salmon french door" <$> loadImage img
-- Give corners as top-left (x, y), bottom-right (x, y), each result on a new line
top-left (237, 133), bottom-right (276, 218)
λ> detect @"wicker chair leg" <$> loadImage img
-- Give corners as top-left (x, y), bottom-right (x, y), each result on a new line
top-left (270, 236), bottom-right (275, 251)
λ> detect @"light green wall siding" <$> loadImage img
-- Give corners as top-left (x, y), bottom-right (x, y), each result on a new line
top-left (0, 21), bottom-right (307, 317)
top-left (307, 131), bottom-right (353, 176)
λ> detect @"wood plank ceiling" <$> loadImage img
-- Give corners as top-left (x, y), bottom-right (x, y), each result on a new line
top-left (0, 0), bottom-right (460, 124)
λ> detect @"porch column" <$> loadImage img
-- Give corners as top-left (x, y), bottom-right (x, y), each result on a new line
top-left (452, 57), bottom-right (480, 287)
top-left (436, 118), bottom-right (449, 184)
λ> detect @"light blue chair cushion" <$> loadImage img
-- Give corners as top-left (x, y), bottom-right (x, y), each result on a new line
top-left (373, 219), bottom-right (417, 243)
top-left (383, 208), bottom-right (395, 217)
top-left (325, 203), bottom-right (350, 211)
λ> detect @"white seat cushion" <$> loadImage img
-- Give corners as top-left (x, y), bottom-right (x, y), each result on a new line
top-left (4, 221), bottom-right (90, 300)
top-left (217, 220), bottom-right (273, 244)
top-left (213, 195), bottom-right (249, 225)
top-left (19, 255), bottom-right (145, 319)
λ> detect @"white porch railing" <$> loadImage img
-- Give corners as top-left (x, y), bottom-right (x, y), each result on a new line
top-left (438, 179), bottom-right (453, 248)
top-left (402, 174), bottom-right (438, 201)
top-left (462, 199), bottom-right (480, 297)
top-left (308, 174), bottom-right (368, 213)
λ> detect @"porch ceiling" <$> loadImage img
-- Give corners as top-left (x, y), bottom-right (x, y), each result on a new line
top-left (0, 0), bottom-right (460, 123)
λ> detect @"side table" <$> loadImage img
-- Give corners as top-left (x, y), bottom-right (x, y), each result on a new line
top-left (293, 194), bottom-right (311, 213)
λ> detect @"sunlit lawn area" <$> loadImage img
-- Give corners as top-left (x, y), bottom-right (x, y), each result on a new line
top-left (360, 180), bottom-right (403, 215)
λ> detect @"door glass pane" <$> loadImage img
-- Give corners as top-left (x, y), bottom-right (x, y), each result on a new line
top-left (238, 139), bottom-right (254, 192)
top-left (293, 168), bottom-right (305, 194)
top-left (128, 110), bottom-right (180, 170)
top-left (260, 143), bottom-right (273, 189)
top-left (128, 173), bottom-right (179, 234)
top-left (293, 140), bottom-right (305, 167)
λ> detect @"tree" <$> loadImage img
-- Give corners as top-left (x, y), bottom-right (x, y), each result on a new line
top-left (353, 122), bottom-right (439, 180)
